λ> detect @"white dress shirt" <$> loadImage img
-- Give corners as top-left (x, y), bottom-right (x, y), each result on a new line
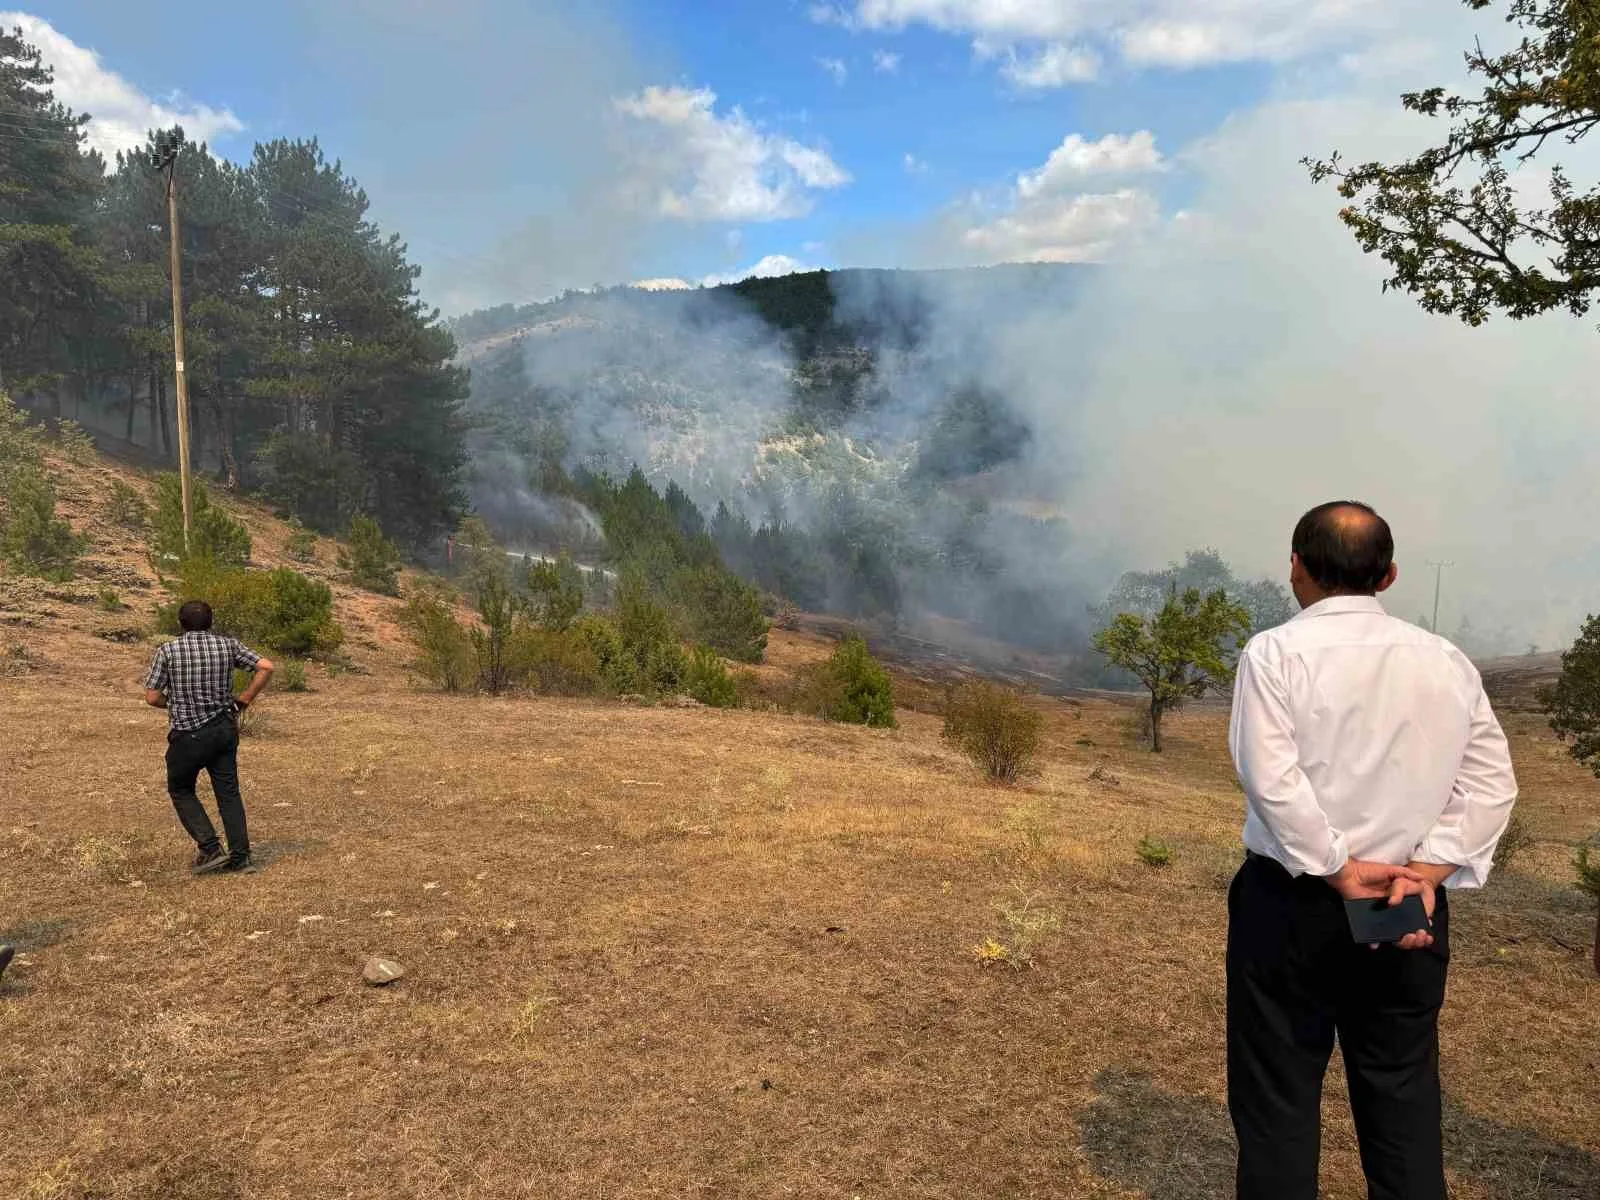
top-left (1229, 595), bottom-right (1518, 889)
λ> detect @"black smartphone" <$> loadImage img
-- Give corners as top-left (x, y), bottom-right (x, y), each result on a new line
top-left (1344, 894), bottom-right (1431, 944)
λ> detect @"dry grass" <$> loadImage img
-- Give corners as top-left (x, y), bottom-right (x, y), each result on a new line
top-left (1, 455), bottom-right (1597, 1199)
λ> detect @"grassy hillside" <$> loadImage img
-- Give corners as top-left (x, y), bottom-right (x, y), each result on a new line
top-left (1, 451), bottom-right (1597, 1199)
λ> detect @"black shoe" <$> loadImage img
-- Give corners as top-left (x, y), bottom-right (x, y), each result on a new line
top-left (192, 847), bottom-right (231, 876)
top-left (226, 852), bottom-right (254, 874)
top-left (0, 944), bottom-right (13, 980)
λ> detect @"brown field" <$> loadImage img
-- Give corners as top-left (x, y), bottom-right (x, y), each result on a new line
top-left (1, 453), bottom-right (1598, 1199)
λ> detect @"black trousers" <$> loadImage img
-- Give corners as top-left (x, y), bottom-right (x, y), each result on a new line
top-left (1227, 853), bottom-right (1449, 1200)
top-left (165, 713), bottom-right (249, 859)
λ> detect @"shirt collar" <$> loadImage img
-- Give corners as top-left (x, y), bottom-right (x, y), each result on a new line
top-left (1292, 595), bottom-right (1387, 622)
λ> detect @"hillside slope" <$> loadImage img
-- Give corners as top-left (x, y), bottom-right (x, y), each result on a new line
top-left (1, 451), bottom-right (1597, 1199)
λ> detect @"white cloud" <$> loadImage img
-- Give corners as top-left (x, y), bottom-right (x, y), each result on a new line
top-left (631, 277), bottom-right (695, 291)
top-left (1016, 131), bottom-right (1163, 197)
top-left (991, 41), bottom-right (1099, 88)
top-left (615, 86), bottom-right (850, 222)
top-left (817, 56), bottom-right (849, 84)
top-left (903, 151), bottom-right (929, 175)
top-left (1, 12), bottom-right (244, 163)
top-left (873, 49), bottom-right (902, 73)
top-left (819, 0), bottom-right (1401, 81)
top-left (701, 253), bottom-right (817, 288)
top-left (961, 188), bottom-right (1159, 263)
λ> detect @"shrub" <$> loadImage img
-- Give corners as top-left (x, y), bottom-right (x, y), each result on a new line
top-left (1577, 843), bottom-right (1600, 902)
top-left (150, 474), bottom-right (251, 567)
top-left (526, 552), bottom-right (585, 632)
top-left (160, 559), bottom-right (342, 658)
top-left (2, 468), bottom-right (81, 580)
top-left (1137, 836), bottom-right (1175, 868)
top-left (97, 588), bottom-right (125, 612)
top-left (55, 418), bottom-right (96, 464)
top-left (814, 636), bottom-right (896, 728)
top-left (340, 514), bottom-right (402, 596)
top-left (402, 591), bottom-right (474, 692)
top-left (672, 563), bottom-right (768, 663)
top-left (285, 524), bottom-right (316, 563)
top-left (685, 645), bottom-right (739, 708)
top-left (470, 570), bottom-right (522, 695)
top-left (106, 480), bottom-right (149, 530)
top-left (509, 626), bottom-right (603, 695)
top-left (1493, 811), bottom-right (1535, 872)
top-left (278, 659), bottom-right (310, 693)
top-left (942, 681), bottom-right (1043, 784)
top-left (613, 578), bottom-right (688, 696)
top-left (0, 392), bottom-right (41, 490)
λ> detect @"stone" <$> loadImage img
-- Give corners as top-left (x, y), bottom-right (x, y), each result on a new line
top-left (363, 957), bottom-right (405, 986)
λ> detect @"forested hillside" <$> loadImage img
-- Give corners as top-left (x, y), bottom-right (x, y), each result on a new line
top-left (0, 27), bottom-right (466, 549)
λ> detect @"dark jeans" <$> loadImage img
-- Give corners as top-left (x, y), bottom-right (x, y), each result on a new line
top-left (1227, 853), bottom-right (1450, 1200)
top-left (165, 713), bottom-right (249, 859)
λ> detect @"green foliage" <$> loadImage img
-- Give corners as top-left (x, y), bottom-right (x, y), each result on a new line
top-left (1576, 844), bottom-right (1600, 903)
top-left (1, 467), bottom-right (81, 580)
top-left (685, 645), bottom-right (739, 709)
top-left (277, 659), bottom-right (310, 693)
top-left (255, 432), bottom-right (370, 533)
top-left (285, 525), bottom-right (316, 562)
top-left (1493, 811), bottom-right (1535, 872)
top-left (942, 681), bottom-right (1043, 784)
top-left (54, 418), bottom-right (95, 464)
top-left (611, 580), bottom-right (688, 696)
top-left (106, 480), bottom-right (149, 530)
top-left (0, 394), bottom-right (42, 491)
top-left (96, 588), bottom-right (125, 613)
top-left (813, 636), bottom-right (897, 728)
top-left (1098, 548), bottom-right (1291, 641)
top-left (469, 569), bottom-right (522, 696)
top-left (1543, 614), bottom-right (1600, 778)
top-left (672, 563), bottom-right (768, 663)
top-left (401, 590), bottom-right (474, 692)
top-left (1308, 0), bottom-right (1600, 327)
top-left (150, 474), bottom-right (251, 567)
top-left (1094, 588), bottom-right (1252, 752)
top-left (161, 559), bottom-right (342, 658)
top-left (1137, 837), bottom-right (1175, 868)
top-left (525, 552), bottom-right (585, 632)
top-left (339, 514), bottom-right (402, 596)
top-left (508, 626), bottom-right (603, 696)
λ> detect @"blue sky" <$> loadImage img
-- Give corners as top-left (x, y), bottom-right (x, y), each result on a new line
top-left (10, 0), bottom-right (1384, 312)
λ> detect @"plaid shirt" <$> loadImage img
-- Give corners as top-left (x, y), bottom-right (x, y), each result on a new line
top-left (144, 631), bottom-right (262, 732)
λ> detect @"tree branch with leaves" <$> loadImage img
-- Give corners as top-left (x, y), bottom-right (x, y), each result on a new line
top-left (1306, 0), bottom-right (1600, 327)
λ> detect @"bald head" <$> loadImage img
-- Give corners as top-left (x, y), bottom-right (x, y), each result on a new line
top-left (1291, 501), bottom-right (1395, 595)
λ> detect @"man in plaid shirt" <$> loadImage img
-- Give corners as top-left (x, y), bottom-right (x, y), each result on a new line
top-left (144, 600), bottom-right (275, 874)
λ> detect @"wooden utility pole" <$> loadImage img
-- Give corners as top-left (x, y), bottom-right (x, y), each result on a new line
top-left (1427, 560), bottom-right (1453, 633)
top-left (153, 133), bottom-right (193, 550)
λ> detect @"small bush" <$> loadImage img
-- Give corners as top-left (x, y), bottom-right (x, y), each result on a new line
top-left (813, 636), bottom-right (896, 728)
top-left (278, 659), bottom-right (310, 693)
top-left (672, 563), bottom-right (768, 663)
top-left (509, 626), bottom-right (603, 695)
top-left (401, 591), bottom-right (474, 692)
top-left (97, 588), bottom-right (125, 612)
top-left (0, 392), bottom-right (42, 490)
top-left (285, 525), bottom-right (316, 563)
top-left (160, 559), bottom-right (342, 658)
top-left (151, 474), bottom-right (251, 567)
top-left (1577, 843), bottom-right (1600, 902)
top-left (339, 514), bottom-right (402, 595)
top-left (55, 418), bottom-right (96, 464)
top-left (612, 579), bottom-right (688, 696)
top-left (1137, 836), bottom-right (1175, 868)
top-left (2, 468), bottom-right (81, 580)
top-left (526, 553), bottom-right (585, 632)
top-left (1493, 811), bottom-right (1535, 872)
top-left (106, 480), bottom-right (149, 530)
top-left (685, 645), bottom-right (739, 708)
top-left (942, 681), bottom-right (1043, 784)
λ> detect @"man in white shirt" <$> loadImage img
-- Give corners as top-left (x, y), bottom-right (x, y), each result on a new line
top-left (1227, 501), bottom-right (1517, 1200)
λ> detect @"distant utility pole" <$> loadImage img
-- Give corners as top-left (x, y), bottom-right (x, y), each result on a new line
top-left (1427, 560), bottom-right (1453, 633)
top-left (152, 132), bottom-right (193, 550)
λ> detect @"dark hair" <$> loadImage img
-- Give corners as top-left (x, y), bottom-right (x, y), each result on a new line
top-left (178, 600), bottom-right (214, 632)
top-left (1292, 501), bottom-right (1394, 594)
